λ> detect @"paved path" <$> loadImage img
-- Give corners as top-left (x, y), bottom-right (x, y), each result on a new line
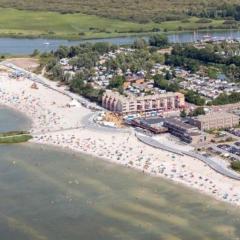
top-left (136, 132), bottom-right (184, 156)
top-left (210, 145), bottom-right (240, 161)
top-left (184, 151), bottom-right (240, 180)
top-left (136, 132), bottom-right (240, 180)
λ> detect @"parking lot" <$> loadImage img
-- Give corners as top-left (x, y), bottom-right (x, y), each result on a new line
top-left (217, 144), bottom-right (240, 156)
top-left (227, 129), bottom-right (240, 137)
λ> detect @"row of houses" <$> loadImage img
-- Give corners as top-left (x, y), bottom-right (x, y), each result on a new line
top-left (179, 74), bottom-right (240, 100)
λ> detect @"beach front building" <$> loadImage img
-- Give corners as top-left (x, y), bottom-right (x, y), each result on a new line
top-left (102, 90), bottom-right (185, 117)
top-left (130, 117), bottom-right (168, 134)
top-left (189, 112), bottom-right (240, 131)
top-left (163, 118), bottom-right (210, 144)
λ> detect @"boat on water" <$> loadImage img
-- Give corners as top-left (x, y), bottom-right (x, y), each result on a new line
top-left (199, 34), bottom-right (240, 43)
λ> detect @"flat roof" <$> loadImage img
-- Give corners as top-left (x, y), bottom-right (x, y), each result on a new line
top-left (141, 117), bottom-right (164, 125)
top-left (164, 118), bottom-right (197, 130)
top-left (196, 111), bottom-right (239, 121)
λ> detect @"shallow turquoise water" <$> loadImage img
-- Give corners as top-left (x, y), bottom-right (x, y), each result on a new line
top-left (1, 107), bottom-right (240, 240)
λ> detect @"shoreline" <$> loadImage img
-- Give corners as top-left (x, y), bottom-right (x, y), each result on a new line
top-left (24, 140), bottom-right (240, 212)
top-left (1, 72), bottom-right (240, 207)
top-left (0, 28), bottom-right (238, 42)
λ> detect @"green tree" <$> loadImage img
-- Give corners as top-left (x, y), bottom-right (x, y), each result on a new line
top-left (108, 75), bottom-right (125, 89)
top-left (51, 64), bottom-right (64, 81)
top-left (149, 34), bottom-right (169, 48)
top-left (180, 109), bottom-right (187, 117)
top-left (185, 90), bottom-right (205, 106)
top-left (133, 38), bottom-right (147, 49)
top-left (165, 71), bottom-right (172, 80)
top-left (212, 92), bottom-right (240, 105)
top-left (231, 161), bottom-right (240, 172)
top-left (31, 49), bottom-right (40, 57)
top-left (191, 107), bottom-right (205, 116)
top-left (54, 45), bottom-right (69, 59)
top-left (92, 42), bottom-right (112, 54)
top-left (153, 74), bottom-right (179, 92)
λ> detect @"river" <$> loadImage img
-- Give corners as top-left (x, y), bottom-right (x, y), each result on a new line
top-left (1, 30), bottom-right (240, 55)
top-left (1, 107), bottom-right (240, 239)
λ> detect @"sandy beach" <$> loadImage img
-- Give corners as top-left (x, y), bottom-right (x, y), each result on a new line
top-left (1, 73), bottom-right (240, 206)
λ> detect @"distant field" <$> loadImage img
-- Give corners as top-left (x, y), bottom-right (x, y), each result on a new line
top-left (0, 0), bottom-right (239, 22)
top-left (0, 8), bottom-right (227, 39)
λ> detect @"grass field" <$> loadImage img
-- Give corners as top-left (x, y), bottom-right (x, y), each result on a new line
top-left (0, 0), bottom-right (239, 23)
top-left (0, 8), bottom-right (228, 39)
top-left (0, 131), bottom-right (32, 144)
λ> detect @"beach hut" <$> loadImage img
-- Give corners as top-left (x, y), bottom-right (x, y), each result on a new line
top-left (31, 82), bottom-right (38, 89)
top-left (68, 99), bottom-right (81, 108)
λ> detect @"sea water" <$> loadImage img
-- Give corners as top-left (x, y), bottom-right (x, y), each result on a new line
top-left (0, 107), bottom-right (240, 240)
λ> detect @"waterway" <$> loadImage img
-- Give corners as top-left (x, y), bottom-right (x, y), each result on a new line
top-left (1, 29), bottom-right (240, 55)
top-left (1, 107), bottom-right (240, 239)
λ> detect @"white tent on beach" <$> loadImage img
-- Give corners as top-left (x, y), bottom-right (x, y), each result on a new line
top-left (68, 99), bottom-right (81, 108)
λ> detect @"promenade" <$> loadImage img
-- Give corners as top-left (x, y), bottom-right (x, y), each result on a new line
top-left (136, 132), bottom-right (240, 180)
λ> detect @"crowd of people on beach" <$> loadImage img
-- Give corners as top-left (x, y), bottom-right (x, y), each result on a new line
top-left (34, 130), bottom-right (240, 206)
top-left (0, 77), bottom-right (62, 134)
top-left (1, 74), bottom-right (240, 206)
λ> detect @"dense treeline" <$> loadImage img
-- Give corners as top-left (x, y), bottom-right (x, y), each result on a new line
top-left (165, 54), bottom-right (199, 73)
top-left (105, 35), bottom-right (167, 73)
top-left (185, 90), bottom-right (205, 106)
top-left (211, 92), bottom-right (240, 105)
top-left (46, 42), bottom-right (116, 103)
top-left (45, 35), bottom-right (168, 103)
top-left (167, 44), bottom-right (240, 77)
top-left (54, 42), bottom-right (117, 60)
top-left (69, 72), bottom-right (104, 103)
top-left (44, 38), bottom-right (240, 107)
top-left (106, 50), bottom-right (156, 74)
top-left (189, 3), bottom-right (240, 21)
top-left (153, 74), bottom-right (179, 92)
top-left (171, 45), bottom-right (240, 65)
top-left (46, 42), bottom-right (117, 78)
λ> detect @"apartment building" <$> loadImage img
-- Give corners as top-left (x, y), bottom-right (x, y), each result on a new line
top-left (189, 112), bottom-right (239, 130)
top-left (102, 90), bottom-right (185, 115)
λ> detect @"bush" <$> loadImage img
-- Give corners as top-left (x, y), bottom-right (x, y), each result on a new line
top-left (195, 18), bottom-right (212, 23)
top-left (223, 20), bottom-right (237, 25)
top-left (185, 90), bottom-right (205, 106)
top-left (0, 133), bottom-right (32, 144)
top-left (231, 161), bottom-right (240, 172)
top-left (149, 34), bottom-right (169, 48)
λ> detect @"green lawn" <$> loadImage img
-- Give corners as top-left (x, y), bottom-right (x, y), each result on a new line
top-left (0, 0), bottom-right (238, 23)
top-left (0, 8), bottom-right (228, 39)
